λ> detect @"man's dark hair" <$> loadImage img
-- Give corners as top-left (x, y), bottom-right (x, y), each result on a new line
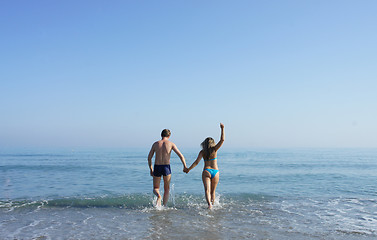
top-left (161, 129), bottom-right (171, 138)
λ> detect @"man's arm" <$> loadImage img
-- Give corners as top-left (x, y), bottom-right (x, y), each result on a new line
top-left (214, 123), bottom-right (225, 151)
top-left (186, 151), bottom-right (203, 173)
top-left (172, 143), bottom-right (187, 169)
top-left (148, 143), bottom-right (155, 176)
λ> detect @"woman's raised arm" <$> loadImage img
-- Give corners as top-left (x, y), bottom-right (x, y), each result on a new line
top-left (214, 123), bottom-right (225, 151)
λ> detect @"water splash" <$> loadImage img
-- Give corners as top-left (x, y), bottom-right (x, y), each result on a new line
top-left (170, 183), bottom-right (175, 207)
top-left (213, 193), bottom-right (222, 209)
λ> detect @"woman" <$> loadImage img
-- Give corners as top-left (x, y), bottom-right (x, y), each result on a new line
top-left (185, 123), bottom-right (225, 209)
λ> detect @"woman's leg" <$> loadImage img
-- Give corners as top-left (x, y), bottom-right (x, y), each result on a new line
top-left (202, 170), bottom-right (212, 209)
top-left (210, 172), bottom-right (219, 205)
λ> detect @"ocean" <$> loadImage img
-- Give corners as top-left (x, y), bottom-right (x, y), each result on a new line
top-left (1, 148), bottom-right (376, 239)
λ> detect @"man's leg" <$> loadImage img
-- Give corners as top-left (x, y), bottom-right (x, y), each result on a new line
top-left (153, 176), bottom-right (162, 206)
top-left (162, 174), bottom-right (171, 206)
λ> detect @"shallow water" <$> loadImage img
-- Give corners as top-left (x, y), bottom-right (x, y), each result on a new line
top-left (1, 148), bottom-right (376, 239)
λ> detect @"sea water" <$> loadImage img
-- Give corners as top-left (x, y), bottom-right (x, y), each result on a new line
top-left (1, 148), bottom-right (376, 239)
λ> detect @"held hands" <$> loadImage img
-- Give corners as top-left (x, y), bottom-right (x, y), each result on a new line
top-left (183, 167), bottom-right (190, 174)
top-left (220, 123), bottom-right (224, 129)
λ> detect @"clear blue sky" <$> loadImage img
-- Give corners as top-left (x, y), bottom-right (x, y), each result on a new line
top-left (1, 0), bottom-right (376, 148)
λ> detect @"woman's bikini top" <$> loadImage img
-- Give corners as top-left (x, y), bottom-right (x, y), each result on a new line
top-left (204, 157), bottom-right (217, 162)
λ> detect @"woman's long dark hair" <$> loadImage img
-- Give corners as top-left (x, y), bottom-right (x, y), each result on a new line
top-left (201, 137), bottom-right (216, 160)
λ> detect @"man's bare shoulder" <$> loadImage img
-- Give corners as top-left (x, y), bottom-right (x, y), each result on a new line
top-left (152, 141), bottom-right (160, 148)
top-left (167, 140), bottom-right (176, 147)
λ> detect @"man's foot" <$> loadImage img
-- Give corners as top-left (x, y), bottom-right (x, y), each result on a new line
top-left (153, 189), bottom-right (162, 207)
top-left (156, 195), bottom-right (162, 207)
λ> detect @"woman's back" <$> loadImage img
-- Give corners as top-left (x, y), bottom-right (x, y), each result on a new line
top-left (203, 150), bottom-right (218, 170)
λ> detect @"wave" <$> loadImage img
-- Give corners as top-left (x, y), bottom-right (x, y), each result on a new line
top-left (0, 193), bottom-right (271, 210)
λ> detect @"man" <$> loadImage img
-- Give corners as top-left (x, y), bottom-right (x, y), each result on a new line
top-left (148, 129), bottom-right (187, 207)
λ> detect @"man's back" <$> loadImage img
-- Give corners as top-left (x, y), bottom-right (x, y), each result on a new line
top-left (153, 139), bottom-right (174, 165)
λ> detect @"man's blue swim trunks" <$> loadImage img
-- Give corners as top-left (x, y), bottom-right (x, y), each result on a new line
top-left (153, 165), bottom-right (171, 177)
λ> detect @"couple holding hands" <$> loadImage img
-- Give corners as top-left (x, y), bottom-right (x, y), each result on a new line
top-left (147, 123), bottom-right (225, 209)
